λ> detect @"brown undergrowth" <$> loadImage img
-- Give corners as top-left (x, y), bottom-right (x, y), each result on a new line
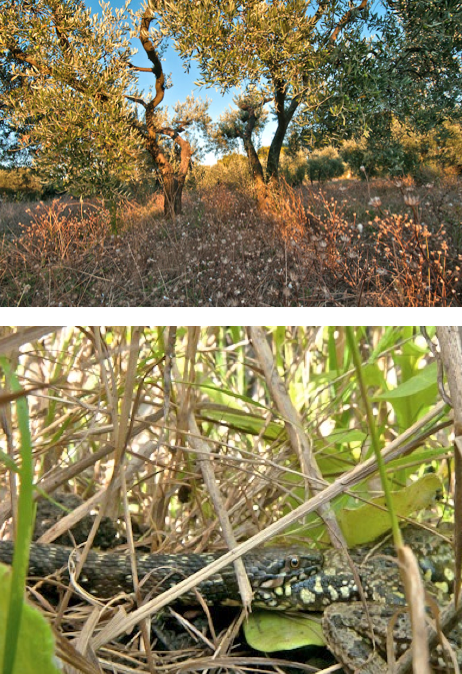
top-left (0, 327), bottom-right (457, 674)
top-left (274, 183), bottom-right (462, 306)
top-left (0, 176), bottom-right (460, 306)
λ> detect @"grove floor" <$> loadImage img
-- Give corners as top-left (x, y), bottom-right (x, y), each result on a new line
top-left (1, 176), bottom-right (461, 307)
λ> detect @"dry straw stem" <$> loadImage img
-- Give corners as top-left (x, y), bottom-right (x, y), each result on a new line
top-left (0, 409), bottom-right (165, 531)
top-left (396, 545), bottom-right (431, 674)
top-left (187, 408), bottom-right (253, 611)
top-left (95, 655), bottom-right (318, 674)
top-left (248, 326), bottom-right (345, 547)
top-left (0, 327), bottom-right (64, 354)
top-left (180, 327), bottom-right (253, 611)
top-left (120, 469), bottom-right (156, 673)
top-left (436, 326), bottom-right (462, 606)
top-left (92, 399), bottom-right (446, 648)
top-left (175, 655), bottom-right (320, 674)
top-left (53, 628), bottom-right (102, 674)
top-left (54, 330), bottom-right (145, 625)
top-left (34, 438), bottom-right (161, 544)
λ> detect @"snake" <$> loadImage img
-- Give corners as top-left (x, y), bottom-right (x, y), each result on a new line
top-left (0, 526), bottom-right (455, 609)
top-left (0, 540), bottom-right (324, 606)
top-left (1, 526), bottom-right (459, 673)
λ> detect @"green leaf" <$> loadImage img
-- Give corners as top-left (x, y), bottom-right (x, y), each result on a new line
top-left (373, 361), bottom-right (437, 400)
top-left (244, 610), bottom-right (325, 652)
top-left (324, 429), bottom-right (367, 446)
top-left (337, 473), bottom-right (442, 546)
top-left (0, 565), bottom-right (61, 674)
top-left (1, 358), bottom-right (35, 674)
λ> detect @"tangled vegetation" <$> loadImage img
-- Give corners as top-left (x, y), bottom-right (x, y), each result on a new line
top-left (0, 326), bottom-right (460, 674)
top-left (0, 165), bottom-right (461, 306)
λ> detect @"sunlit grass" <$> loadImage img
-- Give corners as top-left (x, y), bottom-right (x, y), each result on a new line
top-left (0, 175), bottom-right (461, 306)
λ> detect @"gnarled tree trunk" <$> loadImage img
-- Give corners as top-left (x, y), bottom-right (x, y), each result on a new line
top-left (141, 6), bottom-right (193, 219)
top-left (162, 171), bottom-right (185, 218)
top-left (146, 100), bottom-right (193, 219)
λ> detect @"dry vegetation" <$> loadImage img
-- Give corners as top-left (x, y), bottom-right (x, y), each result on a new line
top-left (0, 173), bottom-right (461, 306)
top-left (0, 326), bottom-right (458, 674)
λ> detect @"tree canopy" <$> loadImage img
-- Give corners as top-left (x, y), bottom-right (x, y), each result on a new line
top-left (154, 0), bottom-right (461, 184)
top-left (154, 0), bottom-right (370, 183)
top-left (291, 0), bottom-right (462, 149)
top-left (0, 0), bottom-right (211, 216)
top-left (0, 0), bottom-right (460, 209)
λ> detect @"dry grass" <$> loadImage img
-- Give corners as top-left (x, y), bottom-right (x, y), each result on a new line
top-left (0, 175), bottom-right (461, 306)
top-left (0, 327), bottom-right (456, 674)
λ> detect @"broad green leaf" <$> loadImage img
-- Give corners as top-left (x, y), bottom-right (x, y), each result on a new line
top-left (244, 610), bottom-right (325, 652)
top-left (0, 565), bottom-right (61, 674)
top-left (338, 474), bottom-right (442, 546)
top-left (373, 361), bottom-right (437, 400)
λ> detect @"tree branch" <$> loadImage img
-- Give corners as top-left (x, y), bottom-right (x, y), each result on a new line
top-left (125, 94), bottom-right (147, 108)
top-left (139, 6), bottom-right (164, 110)
top-left (52, 7), bottom-right (72, 54)
top-left (128, 62), bottom-right (154, 72)
top-left (5, 44), bottom-right (146, 111)
top-left (330, 0), bottom-right (369, 43)
top-left (6, 43), bottom-right (109, 100)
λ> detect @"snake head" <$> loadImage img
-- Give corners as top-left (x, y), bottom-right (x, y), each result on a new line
top-left (251, 549), bottom-right (324, 608)
top-left (256, 550), bottom-right (324, 589)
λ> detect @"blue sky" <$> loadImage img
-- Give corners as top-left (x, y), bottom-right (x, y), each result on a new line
top-left (86, 0), bottom-right (276, 163)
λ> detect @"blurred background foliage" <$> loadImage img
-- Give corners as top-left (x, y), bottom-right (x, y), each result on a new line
top-left (0, 325), bottom-right (453, 550)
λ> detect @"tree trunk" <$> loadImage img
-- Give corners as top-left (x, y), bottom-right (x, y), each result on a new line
top-left (145, 96), bottom-right (192, 221)
top-left (243, 141), bottom-right (270, 210)
top-left (146, 136), bottom-right (191, 220)
top-left (241, 125), bottom-right (270, 210)
top-left (266, 83), bottom-right (302, 183)
top-left (243, 137), bottom-right (265, 185)
top-left (162, 172), bottom-right (184, 218)
top-left (266, 125), bottom-right (286, 183)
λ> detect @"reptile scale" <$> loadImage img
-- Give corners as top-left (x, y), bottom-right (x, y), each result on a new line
top-left (0, 525), bottom-right (459, 673)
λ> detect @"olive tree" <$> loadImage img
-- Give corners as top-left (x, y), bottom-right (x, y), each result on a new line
top-left (154, 0), bottom-right (461, 193)
top-left (211, 91), bottom-right (268, 190)
top-left (153, 0), bottom-right (370, 189)
top-left (0, 0), bottom-right (211, 218)
top-left (286, 0), bottom-right (462, 154)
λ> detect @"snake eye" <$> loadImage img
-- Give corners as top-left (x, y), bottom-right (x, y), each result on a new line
top-left (288, 555), bottom-right (300, 569)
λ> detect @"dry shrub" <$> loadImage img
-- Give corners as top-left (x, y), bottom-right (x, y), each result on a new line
top-left (373, 216), bottom-right (460, 306)
top-left (15, 199), bottom-right (110, 264)
top-left (315, 194), bottom-right (460, 306)
top-left (1, 200), bottom-right (112, 306)
top-left (262, 179), bottom-right (307, 245)
top-left (1, 178), bottom-right (460, 307)
top-left (265, 182), bottom-right (462, 306)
